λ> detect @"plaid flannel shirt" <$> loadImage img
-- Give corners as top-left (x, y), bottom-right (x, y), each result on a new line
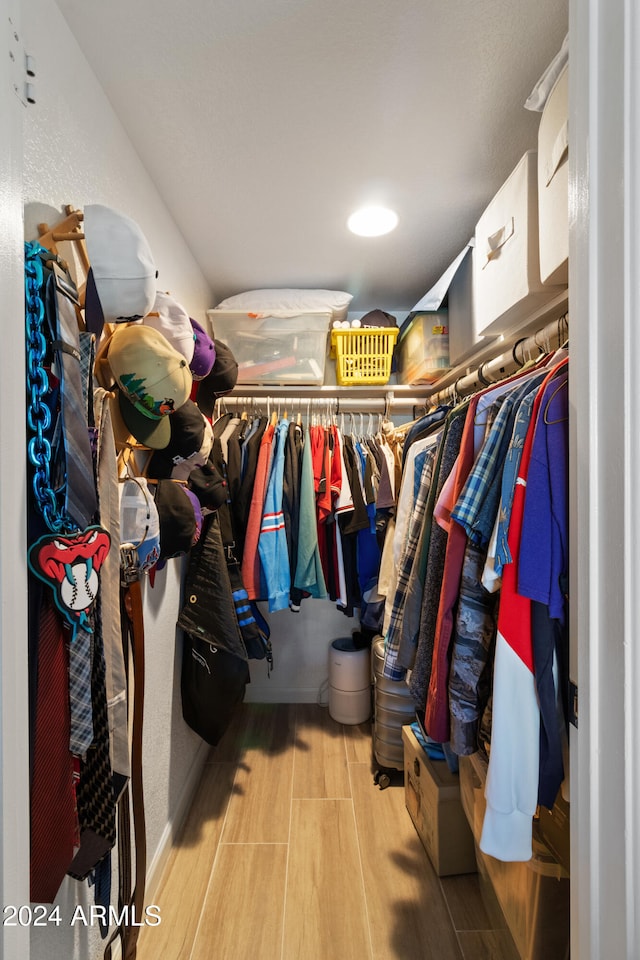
top-left (382, 447), bottom-right (438, 680)
top-left (451, 375), bottom-right (544, 544)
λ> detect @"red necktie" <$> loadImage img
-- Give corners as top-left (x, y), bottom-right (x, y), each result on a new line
top-left (30, 594), bottom-right (79, 903)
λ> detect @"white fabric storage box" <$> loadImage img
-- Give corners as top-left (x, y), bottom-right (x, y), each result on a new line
top-left (538, 64), bottom-right (569, 285)
top-left (473, 151), bottom-right (564, 337)
top-left (207, 310), bottom-right (331, 384)
top-left (447, 244), bottom-right (492, 365)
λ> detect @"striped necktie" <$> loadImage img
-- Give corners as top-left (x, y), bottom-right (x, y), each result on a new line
top-left (47, 263), bottom-right (97, 529)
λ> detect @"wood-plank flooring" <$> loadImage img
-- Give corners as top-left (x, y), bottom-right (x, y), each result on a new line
top-left (136, 703), bottom-right (515, 960)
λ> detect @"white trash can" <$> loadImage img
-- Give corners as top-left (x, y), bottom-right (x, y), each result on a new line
top-left (328, 636), bottom-right (371, 724)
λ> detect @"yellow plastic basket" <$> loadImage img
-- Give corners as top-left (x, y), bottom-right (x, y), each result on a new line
top-left (330, 326), bottom-right (399, 385)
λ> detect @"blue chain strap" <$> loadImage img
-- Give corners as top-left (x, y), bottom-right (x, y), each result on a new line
top-left (25, 241), bottom-right (77, 534)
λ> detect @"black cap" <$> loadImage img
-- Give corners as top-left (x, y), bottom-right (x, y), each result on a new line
top-left (195, 340), bottom-right (238, 418)
top-left (154, 480), bottom-right (196, 560)
top-left (187, 461), bottom-right (228, 512)
top-left (146, 400), bottom-right (207, 479)
top-left (360, 309), bottom-right (397, 328)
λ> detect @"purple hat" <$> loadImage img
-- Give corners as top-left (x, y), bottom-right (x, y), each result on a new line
top-left (195, 340), bottom-right (238, 418)
top-left (189, 318), bottom-right (216, 380)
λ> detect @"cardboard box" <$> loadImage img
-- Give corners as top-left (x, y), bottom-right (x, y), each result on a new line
top-left (459, 752), bottom-right (571, 960)
top-left (402, 724), bottom-right (477, 876)
top-left (396, 311), bottom-right (450, 385)
top-left (536, 792), bottom-right (570, 876)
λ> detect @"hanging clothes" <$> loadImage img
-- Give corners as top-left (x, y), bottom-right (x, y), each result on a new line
top-left (293, 425), bottom-right (327, 600)
top-left (381, 448), bottom-right (439, 680)
top-left (427, 373), bottom-right (547, 741)
top-left (368, 337), bottom-right (570, 865)
top-left (283, 420), bottom-right (304, 610)
top-left (241, 420), bottom-right (276, 599)
top-left (234, 415), bottom-right (268, 561)
top-left (258, 419), bottom-right (291, 612)
top-left (517, 364), bottom-right (570, 810)
top-left (408, 402), bottom-right (468, 711)
top-left (334, 428), bottom-right (355, 611)
top-left (477, 358), bottom-right (569, 862)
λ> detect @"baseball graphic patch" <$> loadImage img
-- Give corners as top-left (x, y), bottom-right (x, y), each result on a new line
top-left (28, 526), bottom-right (111, 637)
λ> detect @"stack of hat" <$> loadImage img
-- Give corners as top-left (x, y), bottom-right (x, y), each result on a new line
top-left (87, 204), bottom-right (239, 568)
top-left (194, 341), bottom-right (239, 419)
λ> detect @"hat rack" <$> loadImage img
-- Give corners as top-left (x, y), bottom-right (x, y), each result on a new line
top-left (36, 205), bottom-right (91, 297)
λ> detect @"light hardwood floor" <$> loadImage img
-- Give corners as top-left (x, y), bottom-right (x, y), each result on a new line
top-left (136, 703), bottom-right (516, 960)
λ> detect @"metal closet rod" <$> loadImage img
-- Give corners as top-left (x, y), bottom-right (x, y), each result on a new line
top-left (219, 393), bottom-right (427, 415)
top-left (427, 312), bottom-right (569, 406)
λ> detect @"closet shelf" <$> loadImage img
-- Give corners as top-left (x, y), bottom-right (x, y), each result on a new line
top-left (427, 288), bottom-right (569, 398)
top-left (223, 289), bottom-right (568, 412)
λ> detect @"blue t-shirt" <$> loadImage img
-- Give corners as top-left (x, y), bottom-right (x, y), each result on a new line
top-left (518, 367), bottom-right (569, 622)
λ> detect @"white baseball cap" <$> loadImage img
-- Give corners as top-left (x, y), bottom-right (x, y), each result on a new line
top-left (143, 291), bottom-right (196, 364)
top-left (119, 476), bottom-right (161, 572)
top-left (84, 204), bottom-right (157, 331)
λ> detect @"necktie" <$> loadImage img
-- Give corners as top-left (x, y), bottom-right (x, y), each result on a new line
top-left (68, 622), bottom-right (95, 755)
top-left (46, 263), bottom-right (98, 754)
top-left (67, 602), bottom-right (116, 881)
top-left (79, 330), bottom-right (98, 458)
top-left (47, 263), bottom-right (98, 530)
top-left (30, 594), bottom-right (79, 904)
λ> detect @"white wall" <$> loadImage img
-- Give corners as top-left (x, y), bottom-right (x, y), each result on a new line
top-left (246, 602), bottom-right (361, 703)
top-left (569, 0), bottom-right (640, 956)
top-left (22, 2), bottom-right (213, 957)
top-left (1, 0), bottom-right (31, 956)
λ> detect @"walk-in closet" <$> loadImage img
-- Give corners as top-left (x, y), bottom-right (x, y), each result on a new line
top-left (2, 1), bottom-right (639, 959)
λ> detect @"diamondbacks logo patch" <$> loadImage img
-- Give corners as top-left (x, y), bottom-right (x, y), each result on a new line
top-left (28, 526), bottom-right (111, 637)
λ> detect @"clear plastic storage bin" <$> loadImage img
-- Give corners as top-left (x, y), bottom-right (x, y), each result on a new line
top-left (207, 309), bottom-right (331, 384)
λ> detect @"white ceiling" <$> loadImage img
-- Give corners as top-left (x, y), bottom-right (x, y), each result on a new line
top-left (56, 0), bottom-right (568, 312)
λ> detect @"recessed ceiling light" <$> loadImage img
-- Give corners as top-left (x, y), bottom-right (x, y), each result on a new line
top-left (347, 205), bottom-right (398, 237)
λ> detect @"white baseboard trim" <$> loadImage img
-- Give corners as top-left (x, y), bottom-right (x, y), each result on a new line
top-left (145, 738), bottom-right (210, 898)
top-left (108, 737), bottom-right (210, 960)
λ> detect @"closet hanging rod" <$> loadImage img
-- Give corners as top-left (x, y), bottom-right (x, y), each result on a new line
top-left (216, 383), bottom-right (431, 399)
top-left (427, 311), bottom-right (569, 406)
top-left (219, 393), bottom-right (429, 416)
